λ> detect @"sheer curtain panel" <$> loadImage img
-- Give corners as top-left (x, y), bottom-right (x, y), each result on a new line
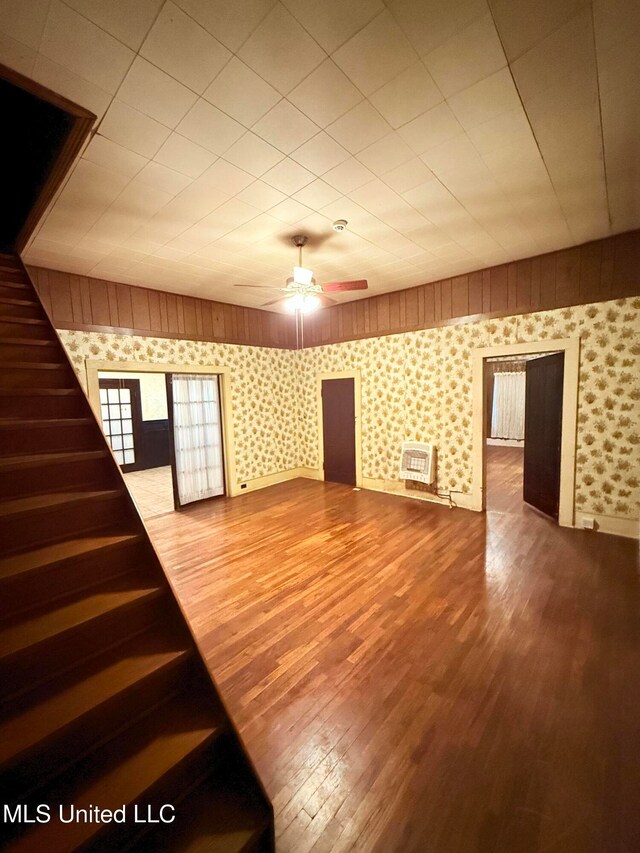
top-left (491, 371), bottom-right (526, 440)
top-left (171, 374), bottom-right (224, 505)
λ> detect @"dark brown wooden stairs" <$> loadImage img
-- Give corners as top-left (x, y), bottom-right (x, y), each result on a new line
top-left (0, 254), bottom-right (274, 852)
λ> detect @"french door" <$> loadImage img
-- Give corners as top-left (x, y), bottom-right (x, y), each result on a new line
top-left (167, 373), bottom-right (225, 508)
top-left (98, 378), bottom-right (143, 473)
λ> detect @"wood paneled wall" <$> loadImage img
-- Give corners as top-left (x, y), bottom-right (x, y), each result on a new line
top-left (301, 230), bottom-right (640, 347)
top-left (27, 266), bottom-right (296, 349)
top-left (26, 230), bottom-right (640, 351)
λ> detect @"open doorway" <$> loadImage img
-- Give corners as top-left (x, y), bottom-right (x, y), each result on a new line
top-left (96, 368), bottom-right (227, 519)
top-left (484, 352), bottom-right (564, 520)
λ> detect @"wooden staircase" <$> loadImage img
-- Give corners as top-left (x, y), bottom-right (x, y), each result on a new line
top-left (0, 254), bottom-right (274, 852)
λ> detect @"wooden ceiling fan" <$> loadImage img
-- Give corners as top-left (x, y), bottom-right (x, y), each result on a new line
top-left (233, 234), bottom-right (368, 313)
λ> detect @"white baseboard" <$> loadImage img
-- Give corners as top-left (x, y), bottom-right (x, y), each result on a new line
top-left (361, 477), bottom-right (476, 510)
top-left (233, 466), bottom-right (323, 495)
top-left (574, 511), bottom-right (639, 540)
top-left (486, 438), bottom-right (524, 447)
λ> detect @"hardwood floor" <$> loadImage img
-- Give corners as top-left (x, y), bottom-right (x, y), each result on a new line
top-left (148, 478), bottom-right (639, 853)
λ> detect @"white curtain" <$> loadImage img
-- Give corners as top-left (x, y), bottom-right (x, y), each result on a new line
top-left (172, 374), bottom-right (224, 505)
top-left (491, 372), bottom-right (526, 440)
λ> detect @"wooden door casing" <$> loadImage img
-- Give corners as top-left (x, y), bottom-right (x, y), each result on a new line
top-left (523, 352), bottom-right (565, 519)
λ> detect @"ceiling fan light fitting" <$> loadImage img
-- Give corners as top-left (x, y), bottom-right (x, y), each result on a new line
top-left (285, 292), bottom-right (321, 314)
top-left (293, 265), bottom-right (314, 286)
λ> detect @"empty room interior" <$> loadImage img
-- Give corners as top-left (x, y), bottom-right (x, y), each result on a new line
top-left (0, 1), bottom-right (639, 851)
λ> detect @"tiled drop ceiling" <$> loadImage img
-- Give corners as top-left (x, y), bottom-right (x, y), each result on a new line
top-left (2, 0), bottom-right (638, 311)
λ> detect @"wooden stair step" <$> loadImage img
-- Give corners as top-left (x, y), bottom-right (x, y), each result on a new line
top-left (0, 449), bottom-right (107, 472)
top-left (0, 583), bottom-right (163, 663)
top-left (0, 362), bottom-right (67, 370)
top-left (5, 694), bottom-right (224, 853)
top-left (0, 417), bottom-right (94, 429)
top-left (0, 638), bottom-right (191, 774)
top-left (0, 489), bottom-right (123, 520)
top-left (0, 296), bottom-right (38, 307)
top-left (0, 282), bottom-right (33, 293)
top-left (0, 337), bottom-right (57, 346)
top-left (0, 388), bottom-right (79, 397)
top-left (0, 533), bottom-right (142, 584)
top-left (136, 783), bottom-right (270, 853)
top-left (0, 316), bottom-right (47, 325)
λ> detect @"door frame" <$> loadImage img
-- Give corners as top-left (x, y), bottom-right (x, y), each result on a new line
top-left (470, 337), bottom-right (580, 528)
top-left (317, 370), bottom-right (362, 488)
top-left (85, 360), bottom-right (237, 496)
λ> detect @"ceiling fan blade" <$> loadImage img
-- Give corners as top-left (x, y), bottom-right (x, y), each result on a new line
top-left (262, 296), bottom-right (290, 307)
top-left (322, 279), bottom-right (368, 292)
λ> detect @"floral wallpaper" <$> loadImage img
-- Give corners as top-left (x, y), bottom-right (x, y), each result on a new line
top-left (57, 295), bottom-right (640, 522)
top-left (59, 330), bottom-right (299, 483)
top-left (297, 297), bottom-right (640, 521)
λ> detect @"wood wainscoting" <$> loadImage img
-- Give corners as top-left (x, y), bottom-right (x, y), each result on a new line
top-left (28, 266), bottom-right (296, 349)
top-left (301, 230), bottom-right (640, 346)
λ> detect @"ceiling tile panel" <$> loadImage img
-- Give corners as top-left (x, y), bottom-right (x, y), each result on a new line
top-left (262, 158), bottom-right (316, 194)
top-left (118, 56), bottom-right (198, 127)
top-left (62, 0), bottom-right (164, 50)
top-left (238, 3), bottom-right (326, 95)
top-left (381, 157), bottom-right (434, 194)
top-left (423, 13), bottom-right (506, 98)
top-left (291, 132), bottom-right (350, 175)
top-left (40, 0), bottom-right (134, 94)
top-left (327, 101), bottom-right (392, 154)
top-left (99, 100), bottom-right (171, 158)
top-left (288, 59), bottom-right (363, 128)
top-left (1, 0), bottom-right (48, 52)
top-left (223, 132), bottom-right (285, 177)
top-left (293, 179), bottom-right (342, 209)
top-left (236, 180), bottom-right (287, 210)
top-left (83, 135), bottom-right (148, 179)
top-left (268, 198), bottom-right (314, 224)
top-left (357, 132), bottom-right (414, 175)
top-left (203, 57), bottom-right (280, 126)
top-left (447, 68), bottom-right (522, 130)
top-left (140, 1), bottom-right (231, 93)
top-left (31, 54), bottom-right (112, 118)
top-left (332, 10), bottom-right (417, 95)
top-left (322, 157), bottom-right (376, 194)
top-left (176, 99), bottom-right (245, 154)
top-left (488, 0), bottom-right (588, 61)
top-left (136, 160), bottom-right (193, 194)
top-left (173, 0), bottom-right (276, 52)
top-left (281, 0), bottom-right (383, 53)
top-left (398, 102), bottom-right (463, 155)
top-left (153, 133), bottom-right (217, 178)
top-left (368, 61), bottom-right (443, 129)
top-left (252, 100), bottom-right (320, 154)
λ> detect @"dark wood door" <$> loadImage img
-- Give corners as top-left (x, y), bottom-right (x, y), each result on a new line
top-left (98, 378), bottom-right (144, 473)
top-left (523, 352), bottom-right (564, 519)
top-left (322, 378), bottom-right (356, 486)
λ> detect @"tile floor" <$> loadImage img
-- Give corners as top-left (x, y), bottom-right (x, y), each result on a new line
top-left (123, 465), bottom-right (175, 519)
